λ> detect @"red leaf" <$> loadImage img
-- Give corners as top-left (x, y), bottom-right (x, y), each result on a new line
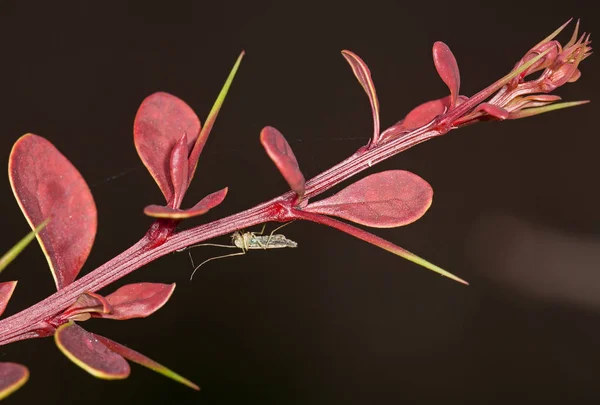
top-left (61, 291), bottom-right (112, 322)
top-left (94, 335), bottom-right (199, 390)
top-left (260, 127), bottom-right (306, 196)
top-left (381, 96), bottom-right (450, 140)
top-left (304, 170), bottom-right (433, 228)
top-left (0, 282), bottom-right (17, 317)
top-left (0, 362), bottom-right (29, 400)
top-left (475, 103), bottom-right (509, 120)
top-left (187, 187), bottom-right (228, 213)
top-left (54, 322), bottom-right (130, 379)
top-left (94, 282), bottom-right (175, 320)
top-left (144, 187), bottom-right (228, 219)
top-left (9, 134), bottom-right (97, 290)
top-left (170, 133), bottom-right (190, 209)
top-left (341, 50), bottom-right (381, 145)
top-left (433, 42), bottom-right (461, 107)
top-left (134, 92), bottom-right (200, 204)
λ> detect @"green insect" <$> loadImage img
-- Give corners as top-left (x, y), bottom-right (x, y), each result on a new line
top-left (186, 222), bottom-right (297, 279)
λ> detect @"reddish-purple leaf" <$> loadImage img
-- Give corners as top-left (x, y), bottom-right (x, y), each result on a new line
top-left (524, 94), bottom-right (563, 103)
top-left (144, 187), bottom-right (228, 219)
top-left (476, 103), bottom-right (509, 120)
top-left (54, 322), bottom-right (130, 379)
top-left (9, 134), bottom-right (97, 290)
top-left (0, 362), bottom-right (29, 400)
top-left (0, 282), bottom-right (17, 317)
top-left (134, 92), bottom-right (200, 203)
top-left (61, 291), bottom-right (112, 322)
top-left (94, 282), bottom-right (175, 320)
top-left (305, 170), bottom-right (433, 228)
top-left (380, 95), bottom-right (464, 143)
top-left (260, 126), bottom-right (306, 196)
top-left (186, 187), bottom-right (228, 213)
top-left (170, 133), bottom-right (190, 209)
top-left (385, 96), bottom-right (450, 136)
top-left (433, 42), bottom-right (461, 107)
top-left (94, 335), bottom-right (199, 390)
top-left (341, 50), bottom-right (381, 145)
top-left (568, 68), bottom-right (582, 82)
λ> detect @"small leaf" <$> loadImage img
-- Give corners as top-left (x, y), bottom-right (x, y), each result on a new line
top-left (567, 68), bottom-right (581, 83)
top-left (61, 291), bottom-right (112, 321)
top-left (260, 126), bottom-right (306, 196)
top-left (475, 103), bottom-right (509, 120)
top-left (381, 95), bottom-right (454, 141)
top-left (305, 170), bottom-right (433, 228)
top-left (0, 282), bottom-right (17, 317)
top-left (55, 322), bottom-right (130, 379)
top-left (188, 51), bottom-right (245, 184)
top-left (508, 100), bottom-right (590, 119)
top-left (0, 362), bottom-right (29, 400)
top-left (400, 96), bottom-right (450, 130)
top-left (134, 92), bottom-right (201, 203)
top-left (341, 50), bottom-right (381, 145)
top-left (0, 221), bottom-right (48, 274)
top-left (380, 94), bottom-right (464, 142)
top-left (144, 187), bottom-right (228, 219)
top-left (93, 334), bottom-right (200, 390)
top-left (9, 134), bottom-right (97, 290)
top-left (297, 210), bottom-right (468, 285)
top-left (432, 42), bottom-right (461, 107)
top-left (94, 283), bottom-right (175, 320)
top-left (170, 133), bottom-right (190, 209)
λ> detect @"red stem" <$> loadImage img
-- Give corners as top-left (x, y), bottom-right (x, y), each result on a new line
top-left (0, 120), bottom-right (449, 346)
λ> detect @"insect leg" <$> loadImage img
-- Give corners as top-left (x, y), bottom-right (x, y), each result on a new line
top-left (190, 249), bottom-right (246, 280)
top-left (264, 220), bottom-right (296, 248)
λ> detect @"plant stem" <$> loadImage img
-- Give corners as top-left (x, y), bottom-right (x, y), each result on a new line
top-left (0, 120), bottom-right (448, 346)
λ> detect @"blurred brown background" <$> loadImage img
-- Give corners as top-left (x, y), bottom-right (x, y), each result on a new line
top-left (0, 1), bottom-right (599, 404)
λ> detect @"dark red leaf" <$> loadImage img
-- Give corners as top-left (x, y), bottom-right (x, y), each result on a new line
top-left (385, 96), bottom-right (450, 138)
top-left (54, 322), bottom-right (130, 379)
top-left (186, 187), bottom-right (228, 213)
top-left (143, 205), bottom-right (185, 219)
top-left (94, 282), bottom-right (175, 320)
top-left (134, 92), bottom-right (200, 203)
top-left (61, 291), bottom-right (112, 322)
top-left (9, 134), bottom-right (97, 290)
top-left (433, 42), bottom-right (461, 107)
top-left (94, 335), bottom-right (199, 390)
top-left (476, 103), bottom-right (509, 120)
top-left (260, 126), bottom-right (305, 196)
top-left (144, 187), bottom-right (228, 219)
top-left (304, 170), bottom-right (433, 228)
top-left (0, 281), bottom-right (17, 317)
top-left (170, 133), bottom-right (190, 209)
top-left (0, 362), bottom-right (29, 400)
top-left (341, 50), bottom-right (381, 145)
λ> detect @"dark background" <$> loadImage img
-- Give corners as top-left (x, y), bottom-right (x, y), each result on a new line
top-left (0, 1), bottom-right (599, 404)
